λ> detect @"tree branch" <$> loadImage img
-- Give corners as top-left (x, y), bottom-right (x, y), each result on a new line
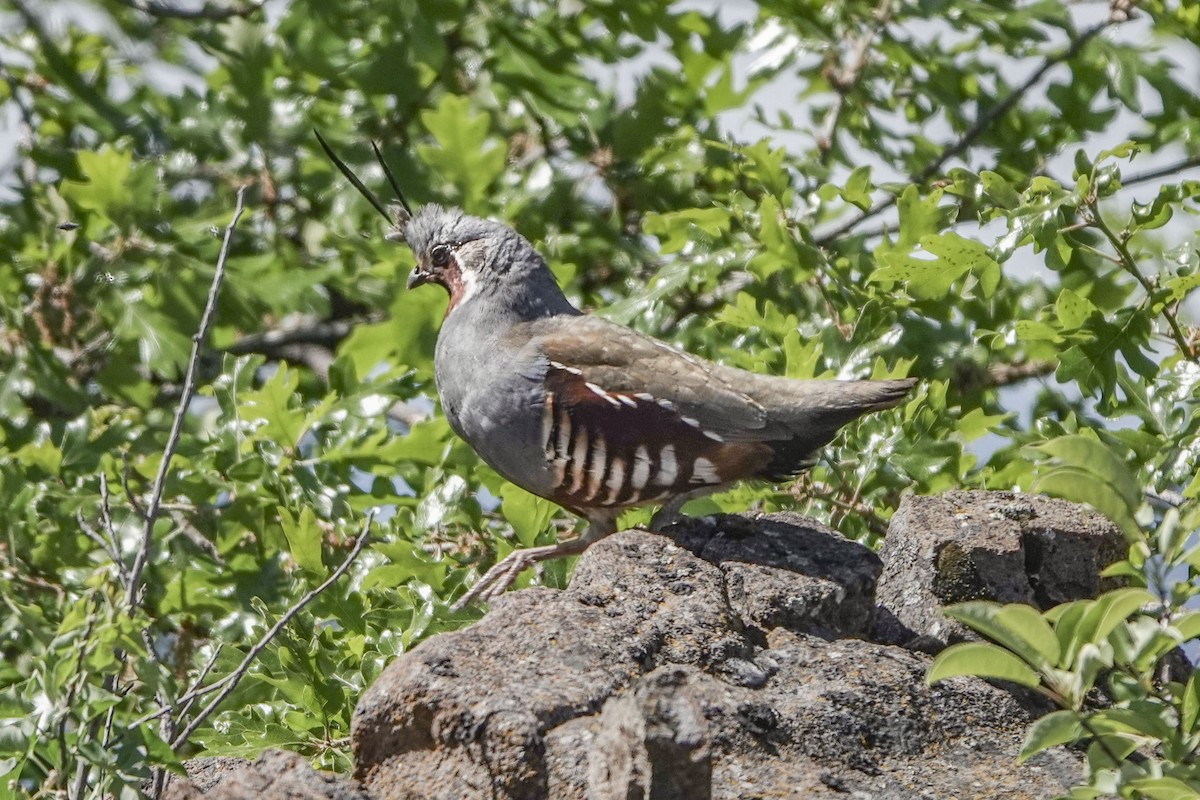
top-left (111, 0), bottom-right (265, 20)
top-left (816, 18), bottom-right (1117, 247)
top-left (1089, 205), bottom-right (1197, 362)
top-left (815, 0), bottom-right (895, 164)
top-left (126, 187), bottom-right (247, 608)
top-left (1122, 154), bottom-right (1200, 189)
top-left (167, 511), bottom-right (374, 750)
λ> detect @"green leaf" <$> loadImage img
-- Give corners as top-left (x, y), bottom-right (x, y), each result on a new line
top-left (1019, 710), bottom-right (1082, 761)
top-left (1171, 610), bottom-right (1200, 642)
top-left (1066, 588), bottom-right (1156, 665)
top-left (1055, 288), bottom-right (1096, 329)
top-left (1181, 670), bottom-right (1200, 734)
top-left (841, 165), bottom-right (873, 209)
top-left (872, 232), bottom-right (1000, 299)
top-left (500, 483), bottom-right (557, 547)
top-left (643, 206), bottom-right (731, 253)
top-left (1030, 435), bottom-right (1141, 511)
top-left (945, 602), bottom-right (1057, 668)
top-left (278, 506), bottom-right (325, 575)
top-left (417, 94), bottom-right (506, 211)
top-left (1030, 467), bottom-right (1142, 541)
top-left (241, 365), bottom-right (304, 448)
top-left (995, 604), bottom-right (1062, 666)
top-left (927, 642), bottom-right (1041, 688)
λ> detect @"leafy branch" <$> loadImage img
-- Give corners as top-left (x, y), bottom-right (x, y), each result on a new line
top-left (126, 186), bottom-right (248, 607)
top-left (166, 511), bottom-right (374, 751)
top-left (815, 0), bottom-right (895, 165)
top-left (1087, 203), bottom-right (1197, 362)
top-left (816, 17), bottom-right (1119, 247)
top-left (111, 0), bottom-right (265, 20)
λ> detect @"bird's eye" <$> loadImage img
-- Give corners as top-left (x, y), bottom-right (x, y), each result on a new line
top-left (430, 245), bottom-right (452, 268)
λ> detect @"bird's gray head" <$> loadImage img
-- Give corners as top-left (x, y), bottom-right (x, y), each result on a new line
top-left (316, 130), bottom-right (576, 320)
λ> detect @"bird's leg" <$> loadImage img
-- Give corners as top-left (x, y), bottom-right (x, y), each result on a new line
top-left (649, 488), bottom-right (718, 531)
top-left (452, 514), bottom-right (618, 609)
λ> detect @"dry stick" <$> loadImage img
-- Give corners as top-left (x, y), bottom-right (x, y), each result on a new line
top-left (815, 18), bottom-right (1117, 247)
top-left (125, 186), bottom-right (247, 608)
top-left (174, 644), bottom-right (225, 723)
top-left (168, 512), bottom-right (374, 751)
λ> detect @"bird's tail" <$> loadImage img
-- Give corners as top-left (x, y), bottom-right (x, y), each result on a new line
top-left (753, 376), bottom-right (917, 480)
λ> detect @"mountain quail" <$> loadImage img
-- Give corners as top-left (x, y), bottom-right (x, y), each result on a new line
top-left (317, 133), bottom-right (917, 607)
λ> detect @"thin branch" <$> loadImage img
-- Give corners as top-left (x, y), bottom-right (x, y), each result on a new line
top-left (815, 0), bottom-right (895, 164)
top-left (126, 187), bottom-right (247, 607)
top-left (816, 19), bottom-right (1117, 247)
top-left (1144, 487), bottom-right (1184, 509)
top-left (111, 0), bottom-right (264, 20)
top-left (986, 359), bottom-right (1056, 387)
top-left (1089, 205), bottom-right (1197, 361)
top-left (167, 512), bottom-right (374, 750)
top-left (1122, 154), bottom-right (1200, 189)
top-left (175, 644), bottom-right (224, 722)
top-left (223, 317), bottom-right (373, 355)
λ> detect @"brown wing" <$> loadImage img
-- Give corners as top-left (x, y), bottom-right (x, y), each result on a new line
top-left (522, 315), bottom-right (791, 442)
top-left (536, 362), bottom-right (770, 511)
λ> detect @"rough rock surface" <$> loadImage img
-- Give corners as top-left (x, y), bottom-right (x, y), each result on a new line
top-left (350, 511), bottom-right (1080, 800)
top-left (163, 750), bottom-right (369, 799)
top-left (875, 490), bottom-right (1125, 648)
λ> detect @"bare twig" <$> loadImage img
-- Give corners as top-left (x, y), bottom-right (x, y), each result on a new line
top-left (167, 512), bottom-right (374, 750)
top-left (126, 187), bottom-right (247, 607)
top-left (816, 19), bottom-right (1118, 247)
top-left (987, 359), bottom-right (1056, 387)
top-left (815, 0), bottom-right (895, 164)
top-left (1122, 155), bottom-right (1200, 189)
top-left (223, 316), bottom-right (375, 355)
top-left (111, 0), bottom-right (264, 20)
top-left (175, 645), bottom-right (224, 722)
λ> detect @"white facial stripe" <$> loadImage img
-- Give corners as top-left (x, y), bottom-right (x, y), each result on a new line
top-left (458, 267), bottom-right (480, 305)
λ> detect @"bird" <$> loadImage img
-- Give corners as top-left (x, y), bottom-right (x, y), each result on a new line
top-left (316, 132), bottom-right (917, 608)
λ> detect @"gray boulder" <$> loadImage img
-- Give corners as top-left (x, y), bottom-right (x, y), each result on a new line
top-left (351, 512), bottom-right (1080, 800)
top-left (875, 490), bottom-right (1125, 648)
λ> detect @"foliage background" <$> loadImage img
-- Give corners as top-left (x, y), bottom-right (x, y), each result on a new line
top-left (0, 0), bottom-right (1198, 797)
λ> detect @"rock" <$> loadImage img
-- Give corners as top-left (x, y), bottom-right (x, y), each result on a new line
top-left (173, 757), bottom-right (249, 793)
top-left (587, 666), bottom-right (712, 800)
top-left (352, 512), bottom-right (1081, 800)
top-left (667, 512), bottom-right (881, 639)
top-left (162, 750), bottom-right (370, 799)
top-left (875, 490), bottom-right (1125, 648)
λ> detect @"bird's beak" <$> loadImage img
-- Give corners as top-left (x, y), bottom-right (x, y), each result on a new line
top-left (406, 266), bottom-right (432, 290)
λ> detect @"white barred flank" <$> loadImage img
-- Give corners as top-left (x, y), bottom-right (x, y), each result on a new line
top-left (540, 368), bottom-right (733, 505)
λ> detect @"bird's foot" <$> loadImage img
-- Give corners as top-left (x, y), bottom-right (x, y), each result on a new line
top-left (451, 532), bottom-right (602, 610)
